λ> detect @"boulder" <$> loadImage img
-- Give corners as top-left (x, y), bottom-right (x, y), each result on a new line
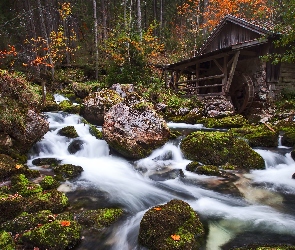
top-left (102, 93), bottom-right (170, 159)
top-left (203, 96), bottom-right (235, 118)
top-left (110, 83), bottom-right (134, 98)
top-left (138, 199), bottom-right (205, 250)
top-left (180, 131), bottom-right (265, 170)
top-left (1, 109), bottom-right (49, 154)
top-left (80, 89), bottom-right (123, 126)
top-left (291, 149), bottom-right (295, 161)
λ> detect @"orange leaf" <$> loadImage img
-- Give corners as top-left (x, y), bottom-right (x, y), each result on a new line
top-left (154, 207), bottom-right (162, 211)
top-left (60, 220), bottom-right (71, 227)
top-left (15, 164), bottom-right (22, 169)
top-left (171, 234), bottom-right (181, 241)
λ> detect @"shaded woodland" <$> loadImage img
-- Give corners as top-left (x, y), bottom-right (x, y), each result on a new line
top-left (0, 0), bottom-right (294, 85)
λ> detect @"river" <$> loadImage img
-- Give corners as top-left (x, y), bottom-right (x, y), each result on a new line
top-left (27, 102), bottom-right (295, 249)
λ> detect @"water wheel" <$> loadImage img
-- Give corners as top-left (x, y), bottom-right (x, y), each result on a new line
top-left (229, 73), bottom-right (254, 113)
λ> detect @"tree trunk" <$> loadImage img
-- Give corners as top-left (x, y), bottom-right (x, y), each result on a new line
top-left (137, 0), bottom-right (142, 39)
top-left (93, 0), bottom-right (99, 80)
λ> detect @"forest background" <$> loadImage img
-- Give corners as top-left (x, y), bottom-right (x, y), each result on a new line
top-left (0, 0), bottom-right (294, 86)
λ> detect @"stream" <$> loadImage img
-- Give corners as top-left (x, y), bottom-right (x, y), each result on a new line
top-left (27, 100), bottom-right (295, 249)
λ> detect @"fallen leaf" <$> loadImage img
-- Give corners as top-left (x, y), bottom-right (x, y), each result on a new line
top-left (171, 234), bottom-right (181, 241)
top-left (154, 207), bottom-right (162, 211)
top-left (15, 164), bottom-right (22, 169)
top-left (60, 220), bottom-right (71, 227)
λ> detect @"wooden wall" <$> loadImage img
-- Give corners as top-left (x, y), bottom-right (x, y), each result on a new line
top-left (202, 22), bottom-right (261, 54)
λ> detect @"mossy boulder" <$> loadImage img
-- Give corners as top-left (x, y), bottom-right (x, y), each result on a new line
top-left (230, 124), bottom-right (279, 148)
top-left (138, 199), bottom-right (205, 250)
top-left (276, 121), bottom-right (295, 147)
top-left (80, 89), bottom-right (123, 126)
top-left (0, 231), bottom-right (15, 250)
top-left (180, 131), bottom-right (265, 170)
top-left (53, 164), bottom-right (83, 180)
top-left (76, 208), bottom-right (123, 229)
top-left (57, 126), bottom-right (79, 138)
top-left (204, 114), bottom-right (249, 128)
top-left (21, 219), bottom-right (81, 250)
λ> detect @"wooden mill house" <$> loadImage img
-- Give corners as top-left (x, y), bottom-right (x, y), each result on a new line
top-left (164, 15), bottom-right (295, 113)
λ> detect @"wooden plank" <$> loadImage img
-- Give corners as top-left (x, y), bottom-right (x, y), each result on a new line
top-left (177, 74), bottom-right (224, 85)
top-left (225, 51), bottom-right (240, 93)
top-left (176, 83), bottom-right (224, 90)
top-left (222, 55), bottom-right (228, 92)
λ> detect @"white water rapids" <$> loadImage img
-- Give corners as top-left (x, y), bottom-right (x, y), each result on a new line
top-left (27, 110), bottom-right (295, 250)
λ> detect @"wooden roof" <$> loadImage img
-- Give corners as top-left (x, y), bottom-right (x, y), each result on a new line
top-left (167, 15), bottom-right (275, 70)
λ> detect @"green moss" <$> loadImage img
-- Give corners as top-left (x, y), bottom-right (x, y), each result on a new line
top-left (59, 100), bottom-right (80, 114)
top-left (0, 231), bottom-right (15, 250)
top-left (21, 220), bottom-right (81, 250)
top-left (10, 174), bottom-right (43, 197)
top-left (89, 125), bottom-right (103, 139)
top-left (0, 210), bottom-right (53, 234)
top-left (53, 164), bottom-right (83, 180)
top-left (169, 130), bottom-right (182, 139)
top-left (39, 176), bottom-right (60, 190)
top-left (76, 208), bottom-right (123, 229)
top-left (138, 199), bottom-right (205, 250)
top-left (0, 193), bottom-right (25, 223)
top-left (276, 121), bottom-right (295, 147)
top-left (57, 126), bottom-right (79, 138)
top-left (26, 190), bottom-right (69, 214)
top-left (234, 244), bottom-right (295, 250)
top-left (230, 124), bottom-right (279, 147)
top-left (180, 131), bottom-right (265, 170)
top-left (204, 114), bottom-right (249, 128)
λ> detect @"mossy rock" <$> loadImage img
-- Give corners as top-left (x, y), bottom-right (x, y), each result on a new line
top-left (276, 121), bottom-right (295, 147)
top-left (10, 174), bottom-right (43, 197)
top-left (57, 126), bottom-right (79, 138)
top-left (230, 124), bottom-right (279, 147)
top-left (0, 193), bottom-right (25, 223)
top-left (21, 220), bottom-right (81, 250)
top-left (59, 100), bottom-right (80, 114)
top-left (169, 130), bottom-right (182, 139)
top-left (138, 199), bottom-right (205, 250)
top-left (26, 189), bottom-right (69, 214)
top-left (39, 176), bottom-right (60, 190)
top-left (32, 157), bottom-right (61, 167)
top-left (0, 231), bottom-right (15, 250)
top-left (53, 164), bottom-right (83, 180)
top-left (0, 154), bottom-right (38, 181)
top-left (233, 244), bottom-right (295, 250)
top-left (186, 162), bottom-right (223, 176)
top-left (89, 124), bottom-right (103, 139)
top-left (76, 208), bottom-right (123, 229)
top-left (180, 131), bottom-right (265, 170)
top-left (204, 114), bottom-right (249, 128)
top-left (0, 210), bottom-right (53, 234)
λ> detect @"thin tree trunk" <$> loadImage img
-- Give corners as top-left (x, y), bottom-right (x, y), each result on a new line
top-left (101, 0), bottom-right (107, 40)
top-left (137, 0), bottom-right (142, 39)
top-left (93, 0), bottom-right (99, 80)
top-left (37, 0), bottom-right (54, 105)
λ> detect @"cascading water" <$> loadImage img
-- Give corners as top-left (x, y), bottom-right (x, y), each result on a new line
top-left (27, 108), bottom-right (295, 250)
